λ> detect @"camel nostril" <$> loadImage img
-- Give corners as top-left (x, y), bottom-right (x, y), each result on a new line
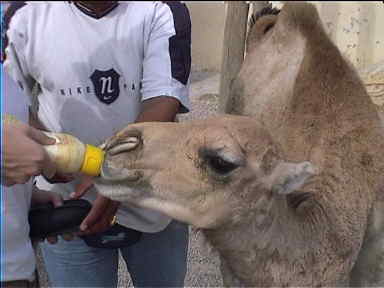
top-left (107, 137), bottom-right (139, 156)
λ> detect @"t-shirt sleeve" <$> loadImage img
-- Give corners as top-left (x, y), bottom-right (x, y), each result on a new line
top-left (3, 70), bottom-right (30, 123)
top-left (141, 2), bottom-right (191, 113)
top-left (2, 2), bottom-right (37, 109)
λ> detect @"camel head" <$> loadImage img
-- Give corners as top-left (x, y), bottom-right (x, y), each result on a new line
top-left (95, 115), bottom-right (316, 229)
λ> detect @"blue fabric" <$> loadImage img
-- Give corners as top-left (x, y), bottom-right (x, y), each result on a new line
top-left (39, 220), bottom-right (189, 288)
top-left (163, 1), bottom-right (191, 86)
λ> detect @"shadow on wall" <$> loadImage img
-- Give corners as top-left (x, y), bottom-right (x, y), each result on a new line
top-left (185, 2), bottom-right (226, 72)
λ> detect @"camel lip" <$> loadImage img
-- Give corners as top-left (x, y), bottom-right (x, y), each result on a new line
top-left (100, 161), bottom-right (142, 183)
top-left (105, 136), bottom-right (140, 156)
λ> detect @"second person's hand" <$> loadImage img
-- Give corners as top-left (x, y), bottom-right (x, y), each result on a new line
top-left (71, 175), bottom-right (120, 235)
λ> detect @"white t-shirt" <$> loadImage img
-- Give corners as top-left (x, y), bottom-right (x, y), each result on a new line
top-left (1, 70), bottom-right (35, 282)
top-left (3, 1), bottom-right (191, 232)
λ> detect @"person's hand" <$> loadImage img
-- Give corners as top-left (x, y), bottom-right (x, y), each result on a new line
top-left (71, 176), bottom-right (120, 235)
top-left (2, 121), bottom-right (56, 186)
top-left (31, 187), bottom-right (75, 244)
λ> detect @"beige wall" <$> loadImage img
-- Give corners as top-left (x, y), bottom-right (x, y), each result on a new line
top-left (185, 2), bottom-right (226, 72)
top-left (309, 1), bottom-right (384, 69)
top-left (188, 1), bottom-right (384, 72)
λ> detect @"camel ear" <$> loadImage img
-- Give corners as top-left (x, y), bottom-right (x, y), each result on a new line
top-left (268, 161), bottom-right (317, 195)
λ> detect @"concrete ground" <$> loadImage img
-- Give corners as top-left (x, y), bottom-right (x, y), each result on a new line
top-left (36, 70), bottom-right (224, 287)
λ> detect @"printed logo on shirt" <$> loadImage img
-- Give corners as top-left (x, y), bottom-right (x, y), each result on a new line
top-left (90, 68), bottom-right (121, 105)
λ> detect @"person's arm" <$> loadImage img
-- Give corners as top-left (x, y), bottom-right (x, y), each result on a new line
top-left (135, 96), bottom-right (180, 122)
top-left (1, 68), bottom-right (56, 187)
top-left (73, 2), bottom-right (191, 235)
top-left (2, 2), bottom-right (36, 104)
top-left (1, 3), bottom-right (59, 186)
top-left (3, 3), bottom-right (76, 184)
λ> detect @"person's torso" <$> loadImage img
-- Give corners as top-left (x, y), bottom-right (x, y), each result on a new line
top-left (10, 1), bottom-right (175, 232)
top-left (22, 1), bottom-right (158, 145)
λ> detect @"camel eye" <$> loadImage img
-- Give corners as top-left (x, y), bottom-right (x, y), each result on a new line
top-left (287, 192), bottom-right (312, 209)
top-left (207, 155), bottom-right (238, 175)
top-left (263, 23), bottom-right (274, 34)
top-left (199, 147), bottom-right (243, 176)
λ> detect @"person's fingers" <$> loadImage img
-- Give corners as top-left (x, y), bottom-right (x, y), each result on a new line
top-left (78, 213), bottom-right (114, 236)
top-left (28, 127), bottom-right (56, 146)
top-left (78, 219), bottom-right (108, 235)
top-left (78, 197), bottom-right (120, 235)
top-left (50, 193), bottom-right (64, 207)
top-left (46, 236), bottom-right (58, 245)
top-left (79, 195), bottom-right (110, 231)
top-left (82, 205), bottom-right (117, 235)
top-left (70, 176), bottom-right (94, 199)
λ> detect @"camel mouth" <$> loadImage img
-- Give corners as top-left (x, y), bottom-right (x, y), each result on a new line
top-left (99, 134), bottom-right (143, 183)
top-left (100, 161), bottom-right (143, 183)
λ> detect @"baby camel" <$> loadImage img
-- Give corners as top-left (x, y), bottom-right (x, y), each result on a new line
top-left (95, 3), bottom-right (384, 287)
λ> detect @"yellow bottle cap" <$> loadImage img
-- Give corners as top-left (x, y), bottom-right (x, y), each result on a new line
top-left (80, 144), bottom-right (105, 176)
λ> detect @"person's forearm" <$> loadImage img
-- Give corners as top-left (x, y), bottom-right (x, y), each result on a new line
top-left (135, 96), bottom-right (180, 123)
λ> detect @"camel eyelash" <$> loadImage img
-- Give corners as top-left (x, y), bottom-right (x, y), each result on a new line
top-left (249, 5), bottom-right (281, 29)
top-left (198, 148), bottom-right (244, 176)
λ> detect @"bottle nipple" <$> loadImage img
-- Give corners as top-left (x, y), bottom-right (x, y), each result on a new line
top-left (80, 144), bottom-right (105, 176)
